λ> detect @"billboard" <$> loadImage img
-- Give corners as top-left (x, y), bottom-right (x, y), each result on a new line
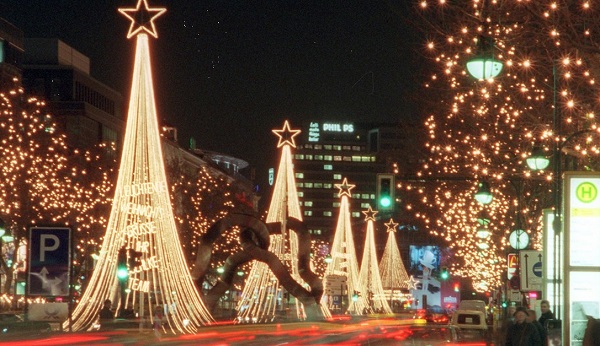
top-left (409, 245), bottom-right (442, 276)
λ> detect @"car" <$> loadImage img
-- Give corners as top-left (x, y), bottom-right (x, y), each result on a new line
top-left (449, 309), bottom-right (491, 343)
top-left (412, 308), bottom-right (450, 324)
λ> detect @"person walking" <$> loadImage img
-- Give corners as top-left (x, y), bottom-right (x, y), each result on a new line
top-left (505, 307), bottom-right (542, 346)
top-left (538, 300), bottom-right (555, 329)
top-left (153, 305), bottom-right (164, 340)
top-left (98, 299), bottom-right (114, 330)
top-left (527, 309), bottom-right (547, 346)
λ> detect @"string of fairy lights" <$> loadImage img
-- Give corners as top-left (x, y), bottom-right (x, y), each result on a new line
top-left (379, 219), bottom-right (410, 303)
top-left (410, 0), bottom-right (600, 291)
top-left (321, 178), bottom-right (368, 314)
top-left (66, 1), bottom-right (213, 331)
top-left (358, 207), bottom-right (393, 314)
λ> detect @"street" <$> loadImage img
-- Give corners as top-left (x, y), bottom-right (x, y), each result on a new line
top-left (0, 316), bottom-right (495, 346)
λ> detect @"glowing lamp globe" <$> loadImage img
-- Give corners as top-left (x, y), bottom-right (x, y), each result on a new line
top-left (509, 229), bottom-right (529, 250)
top-left (474, 181), bottom-right (493, 205)
top-left (466, 57), bottom-right (503, 80)
top-left (477, 242), bottom-right (490, 250)
top-left (526, 146), bottom-right (550, 171)
top-left (476, 227), bottom-right (490, 239)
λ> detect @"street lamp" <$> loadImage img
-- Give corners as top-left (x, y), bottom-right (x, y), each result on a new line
top-left (526, 145), bottom-right (550, 171)
top-left (466, 36), bottom-right (504, 80)
top-left (474, 181), bottom-right (493, 205)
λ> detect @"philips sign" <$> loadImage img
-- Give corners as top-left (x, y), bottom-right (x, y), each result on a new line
top-left (322, 123), bottom-right (354, 133)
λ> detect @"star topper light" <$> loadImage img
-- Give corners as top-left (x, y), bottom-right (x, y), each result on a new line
top-left (384, 218), bottom-right (398, 233)
top-left (405, 275), bottom-right (420, 290)
top-left (272, 120), bottom-right (301, 148)
top-left (335, 177), bottom-right (355, 198)
top-left (119, 0), bottom-right (167, 39)
top-left (362, 206), bottom-right (378, 222)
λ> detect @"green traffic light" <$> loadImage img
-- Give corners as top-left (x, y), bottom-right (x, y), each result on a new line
top-left (379, 196), bottom-right (392, 208)
top-left (117, 266), bottom-right (129, 280)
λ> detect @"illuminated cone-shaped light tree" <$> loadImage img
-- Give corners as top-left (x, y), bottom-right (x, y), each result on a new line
top-left (66, 0), bottom-right (213, 332)
top-left (321, 178), bottom-right (368, 315)
top-left (405, 0), bottom-right (600, 290)
top-left (358, 207), bottom-right (392, 314)
top-left (379, 218), bottom-right (409, 306)
top-left (238, 120), bottom-right (310, 321)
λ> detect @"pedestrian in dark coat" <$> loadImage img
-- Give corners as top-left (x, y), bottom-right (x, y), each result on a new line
top-left (505, 307), bottom-right (542, 346)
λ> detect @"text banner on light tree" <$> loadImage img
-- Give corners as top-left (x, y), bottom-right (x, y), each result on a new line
top-left (564, 172), bottom-right (600, 346)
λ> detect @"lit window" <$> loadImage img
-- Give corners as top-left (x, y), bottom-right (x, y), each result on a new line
top-left (362, 156), bottom-right (371, 162)
top-left (315, 155), bottom-right (323, 160)
top-left (324, 164), bottom-right (333, 170)
top-left (323, 211), bottom-right (332, 217)
top-left (298, 192), bottom-right (304, 197)
top-left (334, 156), bottom-right (342, 161)
top-left (324, 183), bottom-right (332, 189)
top-left (324, 145), bottom-right (332, 150)
top-left (306, 155), bottom-right (313, 160)
top-left (295, 173), bottom-right (304, 179)
top-left (353, 146), bottom-right (361, 151)
top-left (333, 145), bottom-right (342, 150)
top-left (305, 183), bottom-right (313, 188)
top-left (352, 156), bottom-right (361, 162)
top-left (343, 156), bottom-right (352, 161)
top-left (315, 145), bottom-right (322, 149)
top-left (314, 183), bottom-right (323, 188)
top-left (305, 201), bottom-right (313, 207)
top-left (370, 194), bottom-right (375, 199)
top-left (343, 146), bottom-right (351, 150)
top-left (361, 194), bottom-right (370, 199)
top-left (333, 174), bottom-right (342, 180)
top-left (295, 154), bottom-right (304, 160)
top-left (297, 183), bottom-right (304, 188)
top-left (324, 155), bottom-right (332, 161)
top-left (361, 203), bottom-right (371, 208)
top-left (351, 212), bottom-right (361, 218)
top-left (333, 202), bottom-right (340, 208)
top-left (304, 211), bottom-right (313, 216)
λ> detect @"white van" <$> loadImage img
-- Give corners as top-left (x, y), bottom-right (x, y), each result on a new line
top-left (449, 309), bottom-right (490, 342)
top-left (458, 300), bottom-right (487, 315)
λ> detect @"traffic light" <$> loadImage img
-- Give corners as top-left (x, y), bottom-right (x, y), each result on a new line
top-left (127, 249), bottom-right (143, 268)
top-left (440, 266), bottom-right (450, 280)
top-left (453, 282), bottom-right (460, 292)
top-left (376, 174), bottom-right (395, 211)
top-left (117, 248), bottom-right (129, 281)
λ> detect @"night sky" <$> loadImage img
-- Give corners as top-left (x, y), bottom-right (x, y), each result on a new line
top-left (0, 0), bottom-right (424, 193)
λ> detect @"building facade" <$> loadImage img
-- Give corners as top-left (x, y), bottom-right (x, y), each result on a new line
top-left (293, 121), bottom-right (418, 239)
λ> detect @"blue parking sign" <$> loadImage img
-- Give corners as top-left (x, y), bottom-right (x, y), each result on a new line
top-left (28, 227), bottom-right (71, 296)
